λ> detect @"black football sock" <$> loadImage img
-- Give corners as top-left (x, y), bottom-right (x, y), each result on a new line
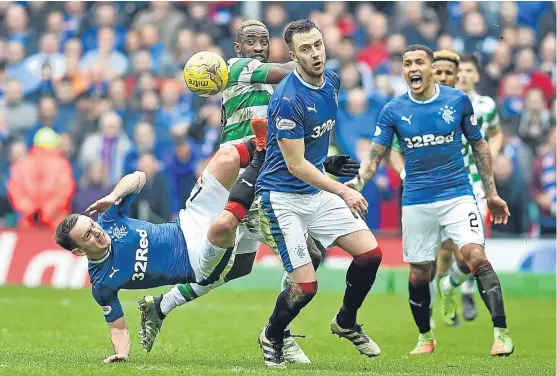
top-left (409, 279), bottom-right (431, 334)
top-left (474, 261), bottom-right (507, 328)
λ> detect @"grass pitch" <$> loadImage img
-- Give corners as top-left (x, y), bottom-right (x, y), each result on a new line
top-left (0, 284), bottom-right (554, 375)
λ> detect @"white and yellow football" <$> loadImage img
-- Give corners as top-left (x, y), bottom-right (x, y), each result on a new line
top-left (183, 51), bottom-right (229, 97)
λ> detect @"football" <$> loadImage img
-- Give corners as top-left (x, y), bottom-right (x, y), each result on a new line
top-left (183, 51), bottom-right (229, 97)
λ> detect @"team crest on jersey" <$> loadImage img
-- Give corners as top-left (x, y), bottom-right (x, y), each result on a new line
top-left (470, 114), bottom-right (478, 126)
top-left (438, 105), bottom-right (455, 124)
top-left (107, 224), bottom-right (128, 240)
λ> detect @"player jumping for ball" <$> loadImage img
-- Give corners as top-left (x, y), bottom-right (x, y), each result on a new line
top-left (256, 19), bottom-right (383, 368)
top-left (137, 20), bottom-right (359, 363)
top-left (54, 120), bottom-right (268, 363)
top-left (348, 45), bottom-right (514, 356)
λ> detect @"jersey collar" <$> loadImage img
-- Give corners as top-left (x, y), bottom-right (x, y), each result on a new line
top-left (407, 84), bottom-right (440, 104)
top-left (88, 246), bottom-right (111, 264)
top-left (294, 69), bottom-right (326, 90)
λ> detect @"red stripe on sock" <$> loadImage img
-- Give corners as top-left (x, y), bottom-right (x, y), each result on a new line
top-left (472, 260), bottom-right (492, 275)
top-left (291, 281), bottom-right (318, 295)
top-left (233, 143), bottom-right (250, 168)
top-left (353, 246), bottom-right (383, 265)
top-left (224, 201), bottom-right (248, 221)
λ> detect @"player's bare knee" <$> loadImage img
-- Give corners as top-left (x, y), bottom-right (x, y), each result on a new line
top-left (289, 280), bottom-right (318, 304)
top-left (207, 147), bottom-right (240, 190)
top-left (409, 263), bottom-right (432, 286)
top-left (211, 212), bottom-right (239, 237)
top-left (460, 244), bottom-right (486, 267)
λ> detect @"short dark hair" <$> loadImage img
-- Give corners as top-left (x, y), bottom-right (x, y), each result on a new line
top-left (284, 19), bottom-right (321, 49)
top-left (402, 44), bottom-right (434, 62)
top-left (236, 20), bottom-right (268, 42)
top-left (55, 214), bottom-right (80, 251)
top-left (460, 53), bottom-right (480, 71)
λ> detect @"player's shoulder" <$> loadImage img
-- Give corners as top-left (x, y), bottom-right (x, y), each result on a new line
top-left (324, 68), bottom-right (340, 87)
top-left (439, 85), bottom-right (468, 101)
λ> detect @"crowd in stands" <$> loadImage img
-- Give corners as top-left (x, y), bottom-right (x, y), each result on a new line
top-left (0, 1), bottom-right (554, 237)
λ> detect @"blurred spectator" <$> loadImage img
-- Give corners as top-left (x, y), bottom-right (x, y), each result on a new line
top-left (80, 111), bottom-right (131, 185)
top-left (139, 24), bottom-right (173, 74)
top-left (155, 80), bottom-right (192, 143)
top-left (269, 36), bottom-right (289, 64)
top-left (500, 74), bottom-right (525, 119)
top-left (357, 12), bottom-right (389, 70)
top-left (167, 140), bottom-right (198, 216)
top-left (45, 10), bottom-right (66, 47)
top-left (491, 154), bottom-right (530, 236)
top-left (25, 96), bottom-right (67, 147)
top-left (516, 26), bottom-right (536, 49)
top-left (58, 133), bottom-right (82, 182)
top-left (55, 78), bottom-right (79, 127)
top-left (186, 3), bottom-right (220, 41)
top-left (327, 37), bottom-right (373, 93)
top-left (4, 79), bottom-right (38, 138)
top-left (482, 42), bottom-right (512, 98)
top-left (0, 139), bottom-right (27, 225)
top-left (6, 41), bottom-right (37, 95)
top-left (131, 49), bottom-right (153, 75)
top-left (539, 34), bottom-right (556, 81)
top-left (62, 2), bottom-right (87, 45)
top-left (507, 88), bottom-right (553, 155)
top-left (531, 127), bottom-right (557, 236)
top-left (123, 121), bottom-right (172, 175)
top-left (375, 52), bottom-right (406, 96)
top-left (109, 78), bottom-right (134, 128)
top-left (72, 160), bottom-right (112, 215)
top-left (538, 2), bottom-right (556, 41)
top-left (132, 1), bottom-right (187, 52)
top-left (129, 152), bottom-right (171, 223)
top-left (405, 7), bottom-right (439, 50)
top-left (81, 3), bottom-right (127, 52)
top-left (264, 3), bottom-right (288, 37)
top-left (80, 27), bottom-right (129, 77)
top-left (335, 88), bottom-right (387, 157)
top-left (511, 47), bottom-right (555, 105)
top-left (2, 3), bottom-right (38, 55)
top-left (7, 127), bottom-right (75, 228)
top-left (24, 33), bottom-right (66, 83)
top-left (455, 11), bottom-right (498, 57)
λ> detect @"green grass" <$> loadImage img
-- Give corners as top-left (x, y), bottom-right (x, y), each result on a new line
top-left (0, 285), bottom-right (554, 375)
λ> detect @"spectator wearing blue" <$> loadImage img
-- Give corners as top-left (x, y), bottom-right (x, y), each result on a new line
top-left (166, 140), bottom-right (199, 217)
top-left (3, 4), bottom-right (38, 55)
top-left (335, 88), bottom-right (387, 157)
top-left (6, 41), bottom-right (38, 96)
top-left (72, 160), bottom-right (112, 217)
top-left (327, 36), bottom-right (373, 94)
top-left (187, 103), bottom-right (221, 160)
top-left (155, 80), bottom-right (193, 146)
top-left (25, 97), bottom-right (67, 147)
top-left (123, 122), bottom-right (173, 175)
top-left (80, 27), bottom-right (129, 78)
top-left (54, 79), bottom-right (79, 128)
top-left (138, 24), bottom-right (173, 75)
top-left (109, 79), bottom-right (135, 130)
top-left (81, 3), bottom-right (127, 53)
top-left (24, 33), bottom-right (66, 84)
top-left (0, 140), bottom-right (27, 226)
top-left (58, 133), bottom-right (83, 184)
top-left (61, 2), bottom-right (87, 47)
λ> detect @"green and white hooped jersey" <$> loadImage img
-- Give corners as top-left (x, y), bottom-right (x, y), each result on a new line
top-left (220, 58), bottom-right (273, 146)
top-left (462, 92), bottom-right (500, 200)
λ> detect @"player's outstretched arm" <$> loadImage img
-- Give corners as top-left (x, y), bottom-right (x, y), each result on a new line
top-left (469, 139), bottom-right (510, 225)
top-left (346, 143), bottom-right (390, 192)
top-left (86, 171), bottom-right (146, 215)
top-left (266, 62), bottom-right (296, 84)
top-left (104, 317), bottom-right (130, 363)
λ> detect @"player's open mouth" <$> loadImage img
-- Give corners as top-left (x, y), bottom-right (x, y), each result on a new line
top-left (410, 75), bottom-right (422, 88)
top-left (312, 61), bottom-right (323, 69)
top-left (252, 54), bottom-right (265, 61)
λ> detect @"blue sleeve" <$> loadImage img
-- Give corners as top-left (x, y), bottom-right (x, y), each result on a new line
top-left (92, 286), bottom-right (124, 323)
top-left (274, 95), bottom-right (305, 140)
top-left (460, 95), bottom-right (483, 142)
top-left (98, 193), bottom-right (138, 223)
top-left (372, 103), bottom-right (395, 147)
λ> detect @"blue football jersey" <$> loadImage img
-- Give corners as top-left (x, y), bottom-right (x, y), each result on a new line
top-left (256, 69), bottom-right (340, 194)
top-left (89, 193), bottom-right (194, 322)
top-left (373, 84), bottom-right (483, 206)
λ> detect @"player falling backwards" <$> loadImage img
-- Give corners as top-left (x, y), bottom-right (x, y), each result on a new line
top-left (137, 20), bottom-right (359, 363)
top-left (348, 45), bottom-right (513, 356)
top-left (54, 119), bottom-right (268, 363)
top-left (256, 19), bottom-right (382, 368)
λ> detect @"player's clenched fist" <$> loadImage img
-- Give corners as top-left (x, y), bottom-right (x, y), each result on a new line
top-left (339, 186), bottom-right (368, 219)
